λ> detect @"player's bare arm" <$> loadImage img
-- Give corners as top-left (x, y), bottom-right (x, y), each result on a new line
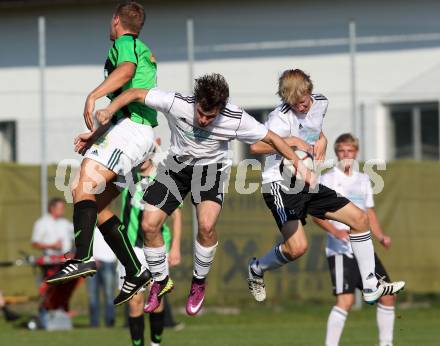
top-left (84, 61), bottom-right (136, 130)
top-left (367, 208), bottom-right (391, 249)
top-left (312, 216), bottom-right (350, 241)
top-left (168, 208), bottom-right (182, 267)
top-left (261, 130), bottom-right (316, 187)
top-left (250, 136), bottom-right (312, 155)
top-left (313, 131), bottom-right (328, 161)
top-left (95, 88), bottom-right (149, 126)
top-left (73, 122), bottom-right (112, 155)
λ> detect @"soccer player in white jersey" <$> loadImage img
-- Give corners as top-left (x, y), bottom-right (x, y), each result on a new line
top-left (247, 69), bottom-right (404, 305)
top-left (314, 134), bottom-right (396, 346)
top-left (94, 73), bottom-right (314, 316)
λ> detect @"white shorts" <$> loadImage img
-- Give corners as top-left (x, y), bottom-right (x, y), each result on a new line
top-left (84, 118), bottom-right (155, 177)
top-left (117, 247), bottom-right (148, 291)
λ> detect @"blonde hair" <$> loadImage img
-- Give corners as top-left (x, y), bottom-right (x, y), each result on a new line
top-left (277, 69), bottom-right (313, 105)
top-left (334, 133), bottom-right (359, 152)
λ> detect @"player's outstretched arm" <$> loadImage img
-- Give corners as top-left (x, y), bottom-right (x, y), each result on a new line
top-left (95, 88), bottom-right (149, 126)
top-left (261, 130), bottom-right (316, 187)
top-left (250, 136), bottom-right (312, 155)
top-left (312, 216), bottom-right (349, 241)
top-left (367, 208), bottom-right (391, 249)
top-left (84, 62), bottom-right (136, 130)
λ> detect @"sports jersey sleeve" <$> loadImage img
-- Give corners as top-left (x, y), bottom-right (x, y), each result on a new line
top-left (265, 111), bottom-right (291, 137)
top-left (144, 88), bottom-right (175, 114)
top-left (236, 111), bottom-right (269, 144)
top-left (322, 100), bottom-right (329, 117)
top-left (365, 177), bottom-right (375, 208)
top-left (115, 38), bottom-right (138, 65)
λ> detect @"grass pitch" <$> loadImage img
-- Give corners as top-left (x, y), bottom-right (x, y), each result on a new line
top-left (0, 303), bottom-right (438, 346)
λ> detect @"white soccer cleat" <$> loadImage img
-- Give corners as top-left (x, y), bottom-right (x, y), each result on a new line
top-left (363, 279), bottom-right (405, 305)
top-left (247, 258), bottom-right (266, 302)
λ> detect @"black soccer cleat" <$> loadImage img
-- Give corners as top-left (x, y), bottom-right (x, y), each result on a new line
top-left (114, 268), bottom-right (153, 306)
top-left (46, 259), bottom-right (97, 285)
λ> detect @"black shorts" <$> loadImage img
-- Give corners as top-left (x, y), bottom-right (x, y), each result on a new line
top-left (143, 156), bottom-right (228, 215)
top-left (262, 182), bottom-right (350, 230)
top-left (327, 253), bottom-right (390, 295)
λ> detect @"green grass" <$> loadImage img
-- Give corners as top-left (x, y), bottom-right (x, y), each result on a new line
top-left (0, 303), bottom-right (439, 346)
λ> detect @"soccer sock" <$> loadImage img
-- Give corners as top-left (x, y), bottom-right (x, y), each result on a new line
top-left (193, 240), bottom-right (218, 280)
top-left (325, 306), bottom-right (348, 346)
top-left (129, 315), bottom-right (144, 346)
top-left (99, 215), bottom-right (142, 276)
top-left (144, 245), bottom-right (169, 282)
top-left (252, 244), bottom-right (290, 276)
top-left (377, 303), bottom-right (395, 346)
top-left (149, 311), bottom-right (165, 345)
top-left (349, 231), bottom-right (378, 290)
top-left (73, 200), bottom-right (97, 261)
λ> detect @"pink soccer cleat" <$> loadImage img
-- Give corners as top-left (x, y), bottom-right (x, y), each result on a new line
top-left (186, 278), bottom-right (206, 316)
top-left (144, 277), bottom-right (174, 313)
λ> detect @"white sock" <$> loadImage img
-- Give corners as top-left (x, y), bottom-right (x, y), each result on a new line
top-left (151, 342), bottom-right (160, 346)
top-left (193, 241), bottom-right (217, 279)
top-left (144, 245), bottom-right (168, 282)
top-left (349, 231), bottom-right (378, 290)
top-left (325, 306), bottom-right (348, 346)
top-left (377, 303), bottom-right (395, 346)
top-left (252, 244), bottom-right (290, 276)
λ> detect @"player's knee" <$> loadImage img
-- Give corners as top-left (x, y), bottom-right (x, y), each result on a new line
top-left (284, 240), bottom-right (308, 259)
top-left (198, 220), bottom-right (215, 241)
top-left (142, 219), bottom-right (161, 236)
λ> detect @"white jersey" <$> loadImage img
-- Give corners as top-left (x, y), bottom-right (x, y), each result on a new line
top-left (31, 215), bottom-right (74, 256)
top-left (262, 94), bottom-right (328, 185)
top-left (144, 88), bottom-right (268, 165)
top-left (320, 167), bottom-right (375, 257)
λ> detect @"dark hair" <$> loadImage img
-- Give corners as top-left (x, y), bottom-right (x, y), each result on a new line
top-left (114, 1), bottom-right (145, 34)
top-left (194, 73), bottom-right (229, 112)
top-left (48, 197), bottom-right (65, 211)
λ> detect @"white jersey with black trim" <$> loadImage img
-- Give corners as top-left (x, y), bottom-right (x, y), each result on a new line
top-left (144, 88), bottom-right (268, 165)
top-left (320, 167), bottom-right (375, 257)
top-left (261, 94), bottom-right (328, 185)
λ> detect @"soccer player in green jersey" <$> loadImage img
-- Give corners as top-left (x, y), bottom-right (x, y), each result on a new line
top-left (47, 1), bottom-right (157, 306)
top-left (119, 149), bottom-right (182, 346)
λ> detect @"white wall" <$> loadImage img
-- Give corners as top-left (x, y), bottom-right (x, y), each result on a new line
top-left (1, 0), bottom-right (440, 164)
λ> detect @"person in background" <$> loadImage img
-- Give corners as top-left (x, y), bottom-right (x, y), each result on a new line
top-left (313, 133), bottom-right (396, 346)
top-left (119, 147), bottom-right (182, 346)
top-left (31, 198), bottom-right (77, 328)
top-left (86, 229), bottom-right (117, 328)
top-left (32, 198), bottom-right (73, 257)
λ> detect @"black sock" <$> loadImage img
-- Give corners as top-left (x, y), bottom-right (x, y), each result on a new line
top-left (99, 215), bottom-right (142, 276)
top-left (149, 311), bottom-right (165, 344)
top-left (73, 200), bottom-right (97, 261)
top-left (128, 315), bottom-right (144, 346)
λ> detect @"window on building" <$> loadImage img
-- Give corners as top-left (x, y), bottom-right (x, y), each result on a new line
top-left (389, 103), bottom-right (439, 160)
top-left (0, 121), bottom-right (16, 162)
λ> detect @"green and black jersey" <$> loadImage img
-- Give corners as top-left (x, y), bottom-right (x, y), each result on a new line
top-left (120, 172), bottom-right (172, 251)
top-left (105, 33), bottom-right (158, 126)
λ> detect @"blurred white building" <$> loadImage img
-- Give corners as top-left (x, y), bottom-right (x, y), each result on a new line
top-left (0, 0), bottom-right (439, 164)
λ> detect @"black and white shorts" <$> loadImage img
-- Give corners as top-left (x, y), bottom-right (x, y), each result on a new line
top-left (262, 181), bottom-right (350, 230)
top-left (327, 253), bottom-right (390, 295)
top-left (143, 156), bottom-right (229, 215)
